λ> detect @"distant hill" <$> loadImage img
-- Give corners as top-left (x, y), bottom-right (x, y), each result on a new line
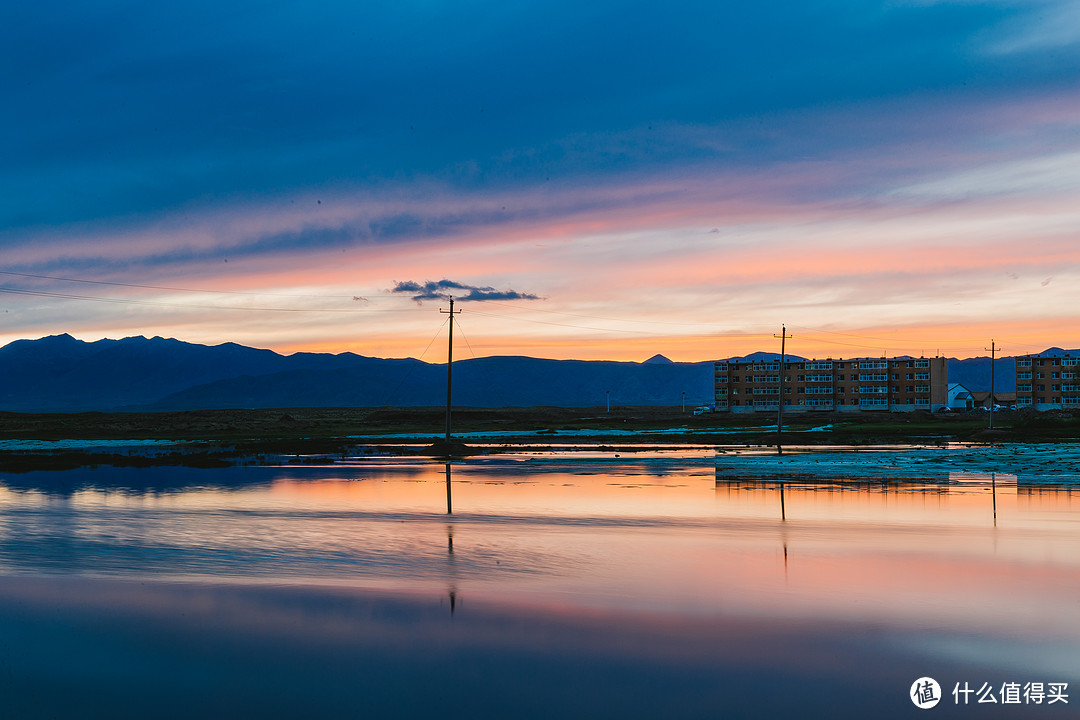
top-left (0, 334), bottom-right (366, 412)
top-left (947, 356), bottom-right (1016, 393)
top-left (144, 355), bottom-right (714, 411)
top-left (0, 335), bottom-right (714, 412)
top-left (1, 334), bottom-right (1070, 412)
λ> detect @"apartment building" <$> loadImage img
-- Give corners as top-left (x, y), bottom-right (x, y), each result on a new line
top-left (713, 355), bottom-right (948, 413)
top-left (1014, 351), bottom-right (1080, 409)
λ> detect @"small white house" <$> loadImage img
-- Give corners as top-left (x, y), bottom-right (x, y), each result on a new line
top-left (948, 383), bottom-right (974, 410)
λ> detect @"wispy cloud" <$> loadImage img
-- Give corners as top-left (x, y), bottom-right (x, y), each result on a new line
top-left (2, 1), bottom-right (1079, 359)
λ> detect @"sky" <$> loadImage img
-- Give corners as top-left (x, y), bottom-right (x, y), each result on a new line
top-left (2, 0), bottom-right (1079, 362)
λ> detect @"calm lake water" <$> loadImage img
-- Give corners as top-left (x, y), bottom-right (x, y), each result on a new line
top-left (0, 451), bottom-right (1077, 718)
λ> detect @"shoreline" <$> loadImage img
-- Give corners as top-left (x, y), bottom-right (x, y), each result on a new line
top-left (0, 406), bottom-right (1077, 472)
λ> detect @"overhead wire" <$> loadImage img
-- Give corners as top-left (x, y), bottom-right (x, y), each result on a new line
top-left (0, 270), bottom-right (360, 300)
top-left (0, 286), bottom-right (376, 313)
top-left (0, 286), bottom-right (427, 313)
top-left (453, 314), bottom-right (510, 406)
top-left (467, 307), bottom-right (776, 339)
top-left (480, 299), bottom-right (731, 328)
top-left (382, 316), bottom-right (451, 405)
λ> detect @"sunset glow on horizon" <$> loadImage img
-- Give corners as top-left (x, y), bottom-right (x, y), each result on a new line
top-left (3, 1), bottom-right (1079, 362)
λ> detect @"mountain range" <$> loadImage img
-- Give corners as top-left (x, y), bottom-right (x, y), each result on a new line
top-left (0, 334), bottom-right (1044, 413)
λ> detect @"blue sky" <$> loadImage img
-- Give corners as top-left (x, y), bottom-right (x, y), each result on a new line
top-left (2, 1), bottom-right (1079, 359)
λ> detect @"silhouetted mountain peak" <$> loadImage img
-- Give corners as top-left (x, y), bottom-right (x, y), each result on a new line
top-left (643, 354), bottom-right (673, 365)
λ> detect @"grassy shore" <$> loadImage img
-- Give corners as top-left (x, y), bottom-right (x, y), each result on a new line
top-left (1, 406), bottom-right (1078, 471)
top-left (1, 405), bottom-right (1079, 443)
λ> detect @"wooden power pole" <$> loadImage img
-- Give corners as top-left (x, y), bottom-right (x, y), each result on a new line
top-left (774, 325), bottom-right (792, 454)
top-left (441, 297), bottom-right (461, 443)
top-left (985, 339), bottom-right (998, 431)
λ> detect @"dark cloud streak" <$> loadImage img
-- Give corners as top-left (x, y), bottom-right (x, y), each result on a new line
top-left (390, 280), bottom-right (541, 304)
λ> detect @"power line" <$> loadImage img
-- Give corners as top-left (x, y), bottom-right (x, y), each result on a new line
top-left (481, 299), bottom-right (728, 328)
top-left (466, 308), bottom-right (658, 335)
top-left (453, 314), bottom-right (510, 406)
top-left (0, 270), bottom-right (360, 301)
top-left (468, 307), bottom-right (777, 338)
top-left (0, 286), bottom-right (424, 313)
top-left (790, 323), bottom-right (991, 346)
top-left (382, 316), bottom-right (450, 405)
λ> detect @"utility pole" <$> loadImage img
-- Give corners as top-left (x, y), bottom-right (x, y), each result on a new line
top-left (440, 297), bottom-right (461, 443)
top-left (774, 325), bottom-right (791, 454)
top-left (985, 339), bottom-right (998, 431)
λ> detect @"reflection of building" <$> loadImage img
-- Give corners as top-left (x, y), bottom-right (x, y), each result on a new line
top-left (1014, 351), bottom-right (1080, 409)
top-left (713, 356), bottom-right (948, 413)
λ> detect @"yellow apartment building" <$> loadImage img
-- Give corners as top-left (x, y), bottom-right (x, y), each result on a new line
top-left (713, 356), bottom-right (948, 413)
top-left (1014, 352), bottom-right (1080, 409)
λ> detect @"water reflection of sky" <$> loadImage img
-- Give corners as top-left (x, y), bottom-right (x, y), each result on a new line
top-left (0, 459), bottom-right (1078, 717)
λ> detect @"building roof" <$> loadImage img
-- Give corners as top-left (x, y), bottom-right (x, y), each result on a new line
top-left (970, 391), bottom-right (1017, 402)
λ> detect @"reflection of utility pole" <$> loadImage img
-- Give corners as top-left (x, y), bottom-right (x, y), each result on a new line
top-left (606, 390), bottom-right (610, 414)
top-left (445, 463), bottom-right (457, 616)
top-left (991, 472), bottom-right (997, 527)
top-left (682, 391), bottom-right (685, 414)
top-left (985, 340), bottom-right (998, 431)
top-left (445, 462), bottom-right (453, 516)
top-left (774, 325), bottom-right (791, 455)
top-left (440, 297), bottom-right (461, 443)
